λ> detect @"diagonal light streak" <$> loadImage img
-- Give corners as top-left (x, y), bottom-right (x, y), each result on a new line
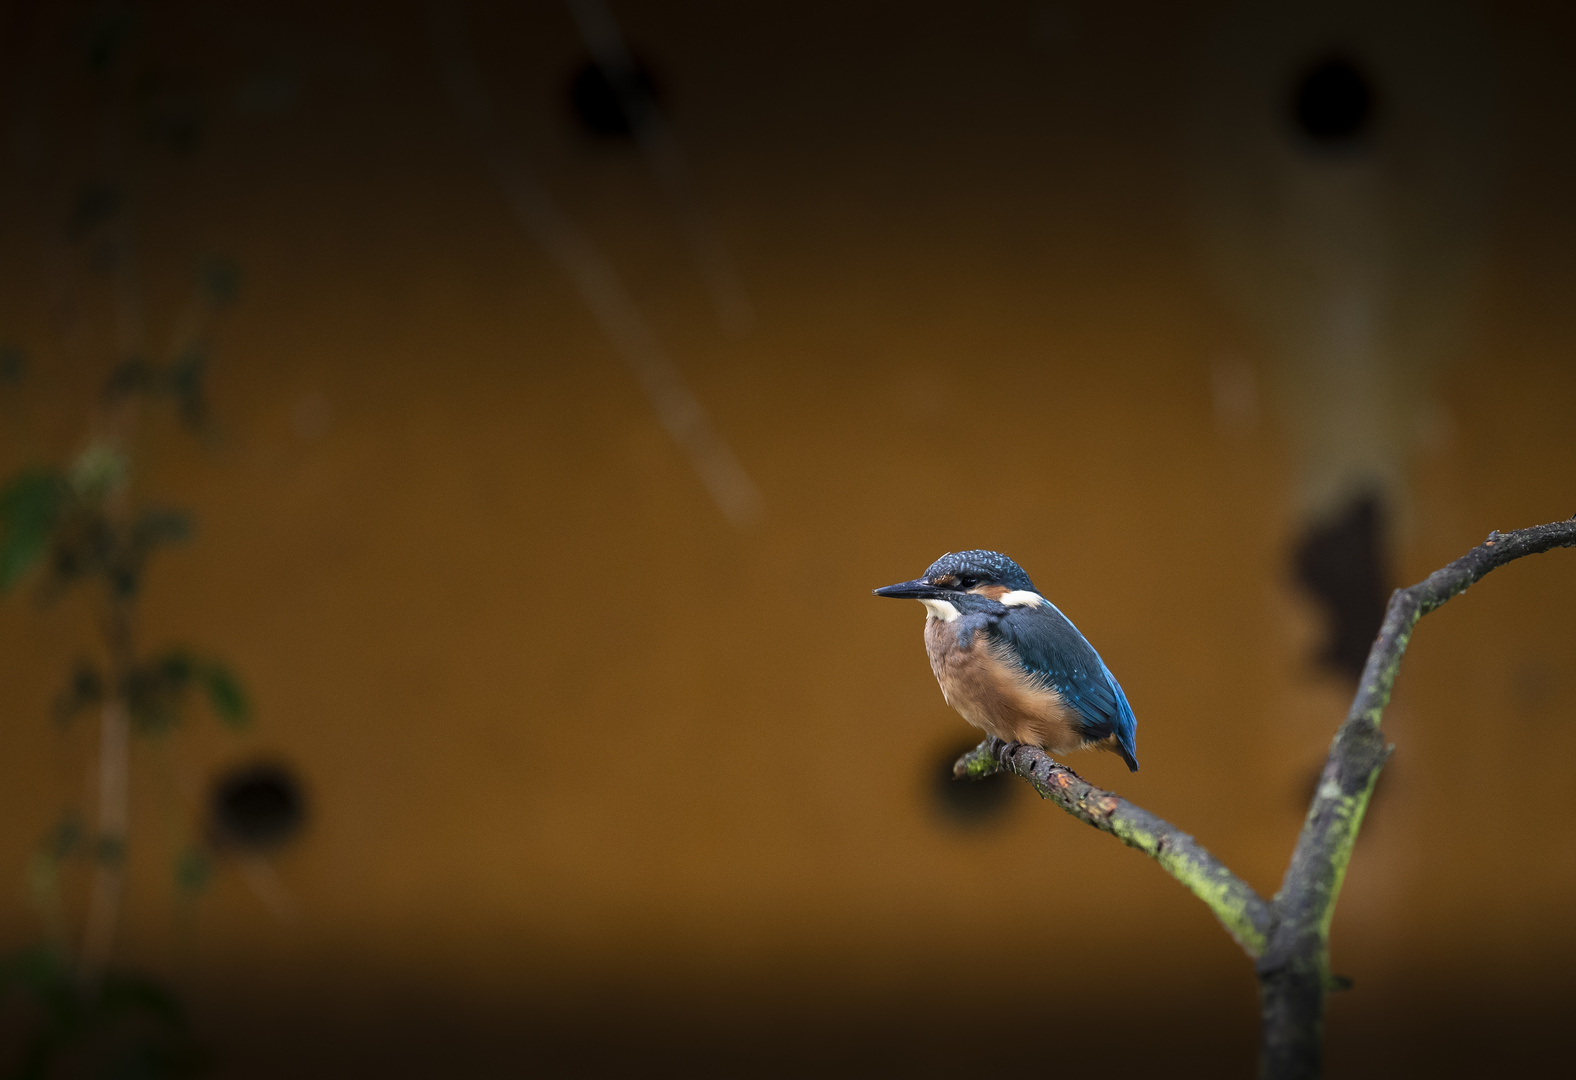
top-left (424, 3), bottom-right (761, 527)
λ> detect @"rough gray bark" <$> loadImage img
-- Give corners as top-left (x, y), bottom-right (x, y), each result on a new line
top-left (955, 517), bottom-right (1576, 1079)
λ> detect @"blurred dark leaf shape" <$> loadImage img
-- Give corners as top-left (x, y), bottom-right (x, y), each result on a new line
top-left (130, 506), bottom-right (194, 557)
top-left (167, 348), bottom-right (208, 428)
top-left (47, 503), bottom-right (192, 600)
top-left (52, 661), bottom-right (105, 726)
top-left (104, 354), bottom-right (208, 428)
top-left (103, 346), bottom-right (219, 433)
top-left (174, 847), bottom-right (212, 896)
top-left (42, 813), bottom-right (84, 862)
top-left (94, 834), bottom-right (126, 868)
top-left (44, 504), bottom-right (118, 597)
top-left (0, 945), bottom-right (206, 1079)
top-left (125, 651), bottom-right (248, 734)
top-left (0, 470), bottom-right (68, 591)
top-left (103, 357), bottom-right (158, 400)
top-left (0, 344), bottom-right (24, 384)
top-left (125, 653), bottom-right (193, 734)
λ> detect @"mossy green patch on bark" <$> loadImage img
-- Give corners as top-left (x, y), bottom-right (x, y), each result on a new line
top-left (1312, 762), bottom-right (1384, 942)
top-left (1109, 814), bottom-right (1268, 956)
top-left (952, 741), bottom-right (1001, 780)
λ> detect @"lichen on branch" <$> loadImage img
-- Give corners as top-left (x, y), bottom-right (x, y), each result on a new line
top-left (954, 737), bottom-right (1271, 957)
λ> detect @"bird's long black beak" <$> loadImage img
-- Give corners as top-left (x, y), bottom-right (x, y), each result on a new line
top-left (873, 578), bottom-right (950, 600)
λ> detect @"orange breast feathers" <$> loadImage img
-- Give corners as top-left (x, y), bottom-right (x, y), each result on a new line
top-left (923, 614), bottom-right (1087, 754)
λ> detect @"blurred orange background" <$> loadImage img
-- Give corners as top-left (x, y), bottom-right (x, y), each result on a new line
top-left (1, 1), bottom-right (1574, 1076)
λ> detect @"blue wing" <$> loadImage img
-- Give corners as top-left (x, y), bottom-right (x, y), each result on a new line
top-left (990, 600), bottom-right (1140, 771)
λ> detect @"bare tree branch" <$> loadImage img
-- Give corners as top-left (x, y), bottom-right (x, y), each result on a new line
top-left (1259, 515), bottom-right (1576, 1079)
top-left (954, 739), bottom-right (1272, 957)
top-left (954, 515), bottom-right (1576, 1080)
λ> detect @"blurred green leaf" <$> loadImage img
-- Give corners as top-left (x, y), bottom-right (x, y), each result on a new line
top-left (1, 469), bottom-right (67, 591)
top-left (123, 652), bottom-right (249, 733)
top-left (200, 662), bottom-right (250, 728)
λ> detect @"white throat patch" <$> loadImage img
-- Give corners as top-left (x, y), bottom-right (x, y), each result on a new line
top-left (919, 598), bottom-right (960, 622)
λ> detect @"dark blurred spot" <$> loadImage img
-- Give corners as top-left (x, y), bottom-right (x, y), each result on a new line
top-left (1290, 54), bottom-right (1377, 145)
top-left (931, 738), bottom-right (1015, 826)
top-left (1299, 756), bottom-right (1391, 837)
top-left (568, 57), bottom-right (660, 138)
top-left (210, 762), bottom-right (306, 851)
top-left (1293, 494), bottom-right (1390, 682)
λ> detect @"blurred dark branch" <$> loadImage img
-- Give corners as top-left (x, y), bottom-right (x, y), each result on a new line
top-left (956, 516), bottom-right (1576, 1080)
top-left (954, 739), bottom-right (1271, 957)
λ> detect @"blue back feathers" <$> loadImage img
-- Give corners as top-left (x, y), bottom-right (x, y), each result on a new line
top-left (996, 602), bottom-right (1140, 771)
top-left (934, 549), bottom-right (1140, 771)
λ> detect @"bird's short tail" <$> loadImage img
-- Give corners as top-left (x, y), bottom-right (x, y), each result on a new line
top-left (1101, 665), bottom-right (1140, 772)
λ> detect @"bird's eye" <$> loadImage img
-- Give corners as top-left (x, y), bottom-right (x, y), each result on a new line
top-left (957, 575), bottom-right (978, 589)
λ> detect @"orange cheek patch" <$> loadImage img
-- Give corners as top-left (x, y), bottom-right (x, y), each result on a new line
top-left (970, 584), bottom-right (1010, 600)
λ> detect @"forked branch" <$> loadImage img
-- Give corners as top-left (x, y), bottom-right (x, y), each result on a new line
top-left (954, 516), bottom-right (1576, 1080)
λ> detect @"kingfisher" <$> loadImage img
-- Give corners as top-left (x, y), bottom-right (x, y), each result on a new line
top-left (874, 550), bottom-right (1140, 771)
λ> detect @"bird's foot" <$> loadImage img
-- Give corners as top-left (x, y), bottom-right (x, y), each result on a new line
top-left (997, 741), bottom-right (1024, 769)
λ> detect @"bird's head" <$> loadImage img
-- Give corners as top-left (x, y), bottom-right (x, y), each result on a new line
top-left (873, 550), bottom-right (1041, 619)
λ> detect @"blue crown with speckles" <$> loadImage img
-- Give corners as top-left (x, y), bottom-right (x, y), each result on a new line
top-left (924, 550), bottom-right (1037, 593)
